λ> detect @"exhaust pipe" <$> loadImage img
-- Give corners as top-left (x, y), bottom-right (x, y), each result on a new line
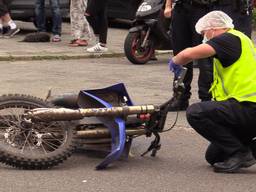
top-left (25, 105), bottom-right (158, 122)
top-left (76, 127), bottom-right (146, 139)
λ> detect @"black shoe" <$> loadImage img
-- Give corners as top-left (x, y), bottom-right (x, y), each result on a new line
top-left (213, 151), bottom-right (250, 173)
top-left (2, 26), bottom-right (10, 34)
top-left (168, 97), bottom-right (189, 112)
top-left (241, 151), bottom-right (256, 168)
top-left (3, 27), bottom-right (20, 38)
top-left (0, 28), bottom-right (2, 38)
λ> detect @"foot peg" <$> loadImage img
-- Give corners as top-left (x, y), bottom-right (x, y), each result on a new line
top-left (141, 132), bottom-right (161, 157)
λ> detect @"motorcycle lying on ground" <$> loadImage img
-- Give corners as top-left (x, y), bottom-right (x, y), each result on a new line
top-left (0, 68), bottom-right (186, 170)
top-left (124, 0), bottom-right (172, 65)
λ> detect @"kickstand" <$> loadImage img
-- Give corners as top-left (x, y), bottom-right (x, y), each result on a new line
top-left (141, 132), bottom-right (161, 157)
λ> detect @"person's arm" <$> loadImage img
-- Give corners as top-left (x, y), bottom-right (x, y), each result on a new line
top-left (164, 0), bottom-right (172, 18)
top-left (172, 44), bottom-right (216, 65)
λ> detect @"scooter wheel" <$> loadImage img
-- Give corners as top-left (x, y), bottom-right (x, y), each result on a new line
top-left (124, 32), bottom-right (154, 65)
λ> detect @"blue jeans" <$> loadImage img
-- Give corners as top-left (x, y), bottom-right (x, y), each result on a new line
top-left (35, 0), bottom-right (62, 35)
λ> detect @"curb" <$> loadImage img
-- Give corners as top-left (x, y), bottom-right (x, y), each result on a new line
top-left (0, 52), bottom-right (124, 62)
top-left (0, 50), bottom-right (173, 62)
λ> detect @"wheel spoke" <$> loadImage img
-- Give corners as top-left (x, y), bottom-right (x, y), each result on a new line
top-left (21, 131), bottom-right (32, 153)
top-left (42, 139), bottom-right (60, 150)
top-left (0, 95), bottom-right (75, 169)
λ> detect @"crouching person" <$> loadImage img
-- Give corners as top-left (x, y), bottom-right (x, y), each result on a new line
top-left (169, 11), bottom-right (256, 173)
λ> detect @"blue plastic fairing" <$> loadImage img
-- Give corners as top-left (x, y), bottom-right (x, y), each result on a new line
top-left (77, 83), bottom-right (133, 169)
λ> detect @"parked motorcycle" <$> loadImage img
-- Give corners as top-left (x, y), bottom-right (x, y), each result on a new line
top-left (124, 0), bottom-right (172, 65)
top-left (0, 68), bottom-right (186, 170)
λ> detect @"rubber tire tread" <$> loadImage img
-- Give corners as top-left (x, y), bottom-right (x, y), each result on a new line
top-left (0, 94), bottom-right (77, 169)
top-left (124, 32), bottom-right (154, 65)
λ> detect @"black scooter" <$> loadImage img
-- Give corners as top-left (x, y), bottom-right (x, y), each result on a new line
top-left (124, 0), bottom-right (172, 65)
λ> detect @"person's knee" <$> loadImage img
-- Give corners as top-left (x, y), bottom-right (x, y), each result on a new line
top-left (50, 0), bottom-right (60, 13)
top-left (35, 0), bottom-right (44, 9)
top-left (186, 103), bottom-right (202, 127)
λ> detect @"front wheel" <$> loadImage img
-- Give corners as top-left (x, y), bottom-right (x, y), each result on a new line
top-left (0, 94), bottom-right (77, 169)
top-left (124, 31), bottom-right (154, 65)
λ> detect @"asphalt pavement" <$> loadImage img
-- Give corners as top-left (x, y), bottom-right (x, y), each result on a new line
top-left (0, 56), bottom-right (255, 192)
top-left (0, 22), bottom-right (256, 192)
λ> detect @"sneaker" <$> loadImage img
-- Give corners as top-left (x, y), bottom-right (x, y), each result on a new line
top-left (86, 43), bottom-right (108, 53)
top-left (3, 26), bottom-right (10, 35)
top-left (52, 34), bottom-right (61, 42)
top-left (3, 27), bottom-right (20, 38)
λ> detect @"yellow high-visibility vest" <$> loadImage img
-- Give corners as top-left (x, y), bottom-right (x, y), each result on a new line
top-left (210, 29), bottom-right (256, 102)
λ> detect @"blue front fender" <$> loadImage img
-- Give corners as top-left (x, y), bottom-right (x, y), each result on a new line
top-left (77, 83), bottom-right (134, 169)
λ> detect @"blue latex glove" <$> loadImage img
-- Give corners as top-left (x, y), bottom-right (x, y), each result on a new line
top-left (168, 58), bottom-right (182, 77)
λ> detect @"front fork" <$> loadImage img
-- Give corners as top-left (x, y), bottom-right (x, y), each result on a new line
top-left (141, 27), bottom-right (151, 48)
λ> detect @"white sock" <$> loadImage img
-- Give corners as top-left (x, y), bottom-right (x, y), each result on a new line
top-left (0, 23), bottom-right (3, 29)
top-left (8, 20), bottom-right (17, 29)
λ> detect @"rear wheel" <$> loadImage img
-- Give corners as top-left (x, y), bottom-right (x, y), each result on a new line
top-left (0, 94), bottom-right (76, 169)
top-left (124, 31), bottom-right (154, 65)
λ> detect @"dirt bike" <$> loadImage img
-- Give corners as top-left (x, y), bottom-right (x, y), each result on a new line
top-left (0, 68), bottom-right (186, 170)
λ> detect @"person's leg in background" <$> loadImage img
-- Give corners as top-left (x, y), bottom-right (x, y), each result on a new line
top-left (80, 0), bottom-right (91, 44)
top-left (196, 58), bottom-right (213, 101)
top-left (0, 19), bottom-right (2, 37)
top-left (213, 1), bottom-right (252, 38)
top-left (0, 0), bottom-right (5, 36)
top-left (70, 0), bottom-right (91, 46)
top-left (35, 0), bottom-right (46, 33)
top-left (169, 4), bottom-right (211, 111)
top-left (96, 1), bottom-right (108, 47)
top-left (0, 0), bottom-right (20, 38)
top-left (86, 15), bottom-right (99, 41)
top-left (50, 0), bottom-right (62, 42)
top-left (168, 4), bottom-right (193, 111)
top-left (86, 0), bottom-right (108, 53)
top-left (85, 0), bottom-right (99, 42)
top-left (190, 5), bottom-right (213, 102)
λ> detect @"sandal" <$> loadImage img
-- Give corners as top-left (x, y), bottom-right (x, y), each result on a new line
top-left (52, 34), bottom-right (61, 42)
top-left (69, 39), bottom-right (88, 47)
top-left (69, 39), bottom-right (79, 47)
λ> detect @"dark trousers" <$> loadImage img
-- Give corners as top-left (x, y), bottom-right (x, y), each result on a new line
top-left (213, 4), bottom-right (252, 38)
top-left (204, 143), bottom-right (229, 165)
top-left (86, 0), bottom-right (108, 44)
top-left (186, 99), bottom-right (256, 161)
top-left (35, 0), bottom-right (62, 35)
top-left (171, 3), bottom-right (213, 101)
top-left (0, 0), bottom-right (12, 17)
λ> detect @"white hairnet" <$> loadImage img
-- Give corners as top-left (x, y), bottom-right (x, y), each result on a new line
top-left (195, 10), bottom-right (234, 34)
